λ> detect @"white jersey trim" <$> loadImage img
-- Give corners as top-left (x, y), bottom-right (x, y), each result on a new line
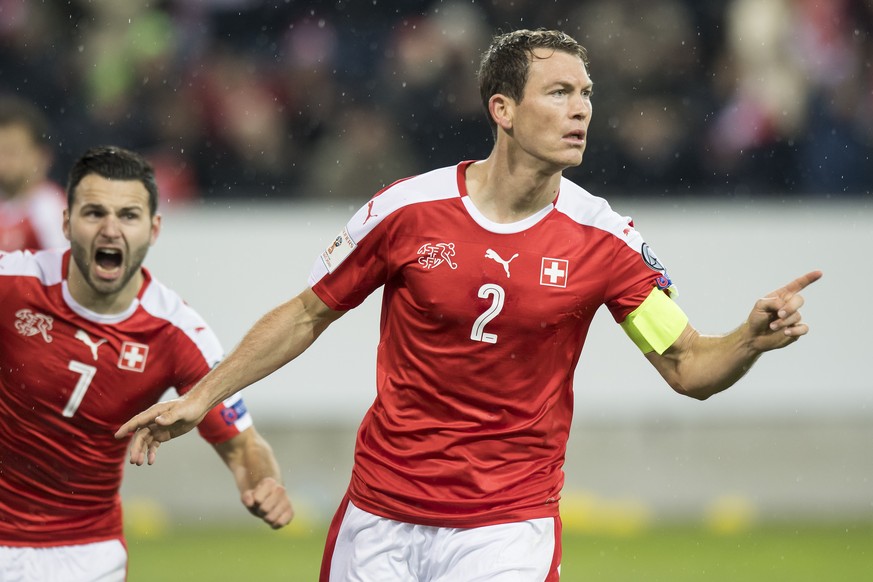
top-left (347, 166), bottom-right (461, 244)
top-left (139, 277), bottom-right (224, 368)
top-left (0, 248), bottom-right (64, 284)
top-left (0, 248), bottom-right (223, 367)
top-left (309, 166), bottom-right (460, 286)
top-left (308, 165), bottom-right (654, 287)
top-left (554, 178), bottom-right (646, 251)
top-left (62, 281), bottom-right (141, 324)
top-left (461, 196), bottom-right (554, 234)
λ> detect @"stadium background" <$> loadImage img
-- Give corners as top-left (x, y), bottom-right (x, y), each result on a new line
top-left (2, 0), bottom-right (871, 577)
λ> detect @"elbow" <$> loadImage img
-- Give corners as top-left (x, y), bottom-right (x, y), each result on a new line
top-left (669, 380), bottom-right (714, 401)
top-left (687, 390), bottom-right (713, 402)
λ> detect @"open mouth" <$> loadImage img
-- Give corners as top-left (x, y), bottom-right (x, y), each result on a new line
top-left (95, 248), bottom-right (123, 272)
top-left (564, 131), bottom-right (586, 144)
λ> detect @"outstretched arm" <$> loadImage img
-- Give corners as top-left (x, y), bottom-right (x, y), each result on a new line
top-left (647, 270), bottom-right (822, 400)
top-left (115, 287), bottom-right (343, 463)
top-left (213, 427), bottom-right (294, 529)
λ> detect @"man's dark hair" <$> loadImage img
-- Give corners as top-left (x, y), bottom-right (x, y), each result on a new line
top-left (0, 93), bottom-right (52, 146)
top-left (478, 29), bottom-right (590, 137)
top-left (67, 146), bottom-right (159, 216)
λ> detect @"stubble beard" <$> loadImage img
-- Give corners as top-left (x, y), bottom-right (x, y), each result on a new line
top-left (69, 239), bottom-right (149, 297)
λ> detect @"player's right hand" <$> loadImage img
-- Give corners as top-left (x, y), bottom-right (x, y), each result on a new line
top-left (744, 270), bottom-right (822, 353)
top-left (114, 396), bottom-right (206, 465)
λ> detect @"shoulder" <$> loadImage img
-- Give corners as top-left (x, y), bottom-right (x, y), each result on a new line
top-left (0, 248), bottom-right (64, 284)
top-left (381, 164), bottom-right (461, 199)
top-left (554, 178), bottom-right (646, 251)
top-left (139, 274), bottom-right (223, 366)
top-left (362, 165), bottom-right (460, 217)
top-left (341, 164), bottom-right (462, 241)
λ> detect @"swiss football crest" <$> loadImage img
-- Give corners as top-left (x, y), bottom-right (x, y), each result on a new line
top-left (15, 309), bottom-right (54, 343)
top-left (417, 242), bottom-right (458, 270)
top-left (118, 341), bottom-right (149, 372)
top-left (540, 258), bottom-right (568, 288)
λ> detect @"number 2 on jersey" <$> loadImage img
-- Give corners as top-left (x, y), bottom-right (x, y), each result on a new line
top-left (470, 283), bottom-right (505, 344)
top-left (64, 360), bottom-right (97, 417)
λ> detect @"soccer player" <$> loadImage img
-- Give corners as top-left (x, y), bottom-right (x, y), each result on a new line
top-left (0, 146), bottom-right (293, 582)
top-left (117, 30), bottom-right (821, 581)
top-left (0, 94), bottom-right (67, 251)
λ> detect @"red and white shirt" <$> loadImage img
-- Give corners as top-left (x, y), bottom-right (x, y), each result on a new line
top-left (310, 161), bottom-right (675, 528)
top-left (0, 181), bottom-right (67, 251)
top-left (0, 249), bottom-right (252, 547)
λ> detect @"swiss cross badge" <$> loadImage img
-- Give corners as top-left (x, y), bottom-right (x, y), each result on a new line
top-left (118, 341), bottom-right (149, 372)
top-left (540, 257), bottom-right (569, 288)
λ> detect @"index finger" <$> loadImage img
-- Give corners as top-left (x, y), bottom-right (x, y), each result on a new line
top-left (114, 404), bottom-right (166, 439)
top-left (779, 270), bottom-right (823, 296)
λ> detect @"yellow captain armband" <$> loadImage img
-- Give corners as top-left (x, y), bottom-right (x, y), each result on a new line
top-left (620, 288), bottom-right (689, 355)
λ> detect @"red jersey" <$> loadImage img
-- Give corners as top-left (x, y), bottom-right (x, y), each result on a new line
top-left (0, 181), bottom-right (67, 251)
top-left (309, 162), bottom-right (675, 528)
top-left (0, 249), bottom-right (252, 547)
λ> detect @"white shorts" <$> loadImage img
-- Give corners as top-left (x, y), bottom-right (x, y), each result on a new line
top-left (321, 498), bottom-right (561, 581)
top-left (0, 539), bottom-right (127, 582)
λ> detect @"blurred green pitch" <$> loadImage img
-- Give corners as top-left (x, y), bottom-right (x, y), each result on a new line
top-left (126, 521), bottom-right (872, 582)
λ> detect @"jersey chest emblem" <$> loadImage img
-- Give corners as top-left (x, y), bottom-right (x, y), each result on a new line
top-left (417, 242), bottom-right (458, 270)
top-left (484, 249), bottom-right (519, 278)
top-left (118, 341), bottom-right (149, 372)
top-left (75, 329), bottom-right (108, 361)
top-left (540, 258), bottom-right (569, 288)
top-left (14, 309), bottom-right (54, 343)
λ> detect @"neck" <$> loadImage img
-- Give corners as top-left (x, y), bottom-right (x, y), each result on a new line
top-left (465, 152), bottom-right (562, 224)
top-left (66, 263), bottom-right (142, 315)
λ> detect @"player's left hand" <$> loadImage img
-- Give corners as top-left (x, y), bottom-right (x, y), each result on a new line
top-left (242, 477), bottom-right (294, 529)
top-left (745, 270), bottom-right (822, 352)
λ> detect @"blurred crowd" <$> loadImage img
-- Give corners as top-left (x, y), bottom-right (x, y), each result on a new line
top-left (1, 0), bottom-right (871, 205)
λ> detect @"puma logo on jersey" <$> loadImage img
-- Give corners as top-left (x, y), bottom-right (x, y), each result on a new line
top-left (363, 200), bottom-right (379, 224)
top-left (75, 329), bottom-right (108, 361)
top-left (484, 249), bottom-right (519, 278)
top-left (417, 242), bottom-right (458, 270)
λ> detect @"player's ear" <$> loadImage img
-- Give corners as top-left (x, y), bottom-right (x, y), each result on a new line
top-left (149, 213), bottom-right (162, 246)
top-left (62, 208), bottom-right (72, 241)
top-left (489, 94), bottom-right (514, 132)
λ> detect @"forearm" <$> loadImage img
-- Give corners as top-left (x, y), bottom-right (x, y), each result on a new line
top-left (215, 428), bottom-right (294, 528)
top-left (649, 270), bottom-right (821, 400)
top-left (648, 323), bottom-right (762, 400)
top-left (191, 288), bottom-right (340, 411)
top-left (216, 429), bottom-right (283, 492)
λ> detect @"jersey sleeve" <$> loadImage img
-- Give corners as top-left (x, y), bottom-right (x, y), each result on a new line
top-left (602, 227), bottom-right (686, 353)
top-left (142, 280), bottom-right (255, 445)
top-left (172, 328), bottom-right (253, 444)
top-left (307, 199), bottom-right (395, 310)
top-left (0, 249), bottom-right (62, 302)
top-left (620, 287), bottom-right (689, 354)
top-left (197, 394), bottom-right (253, 444)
